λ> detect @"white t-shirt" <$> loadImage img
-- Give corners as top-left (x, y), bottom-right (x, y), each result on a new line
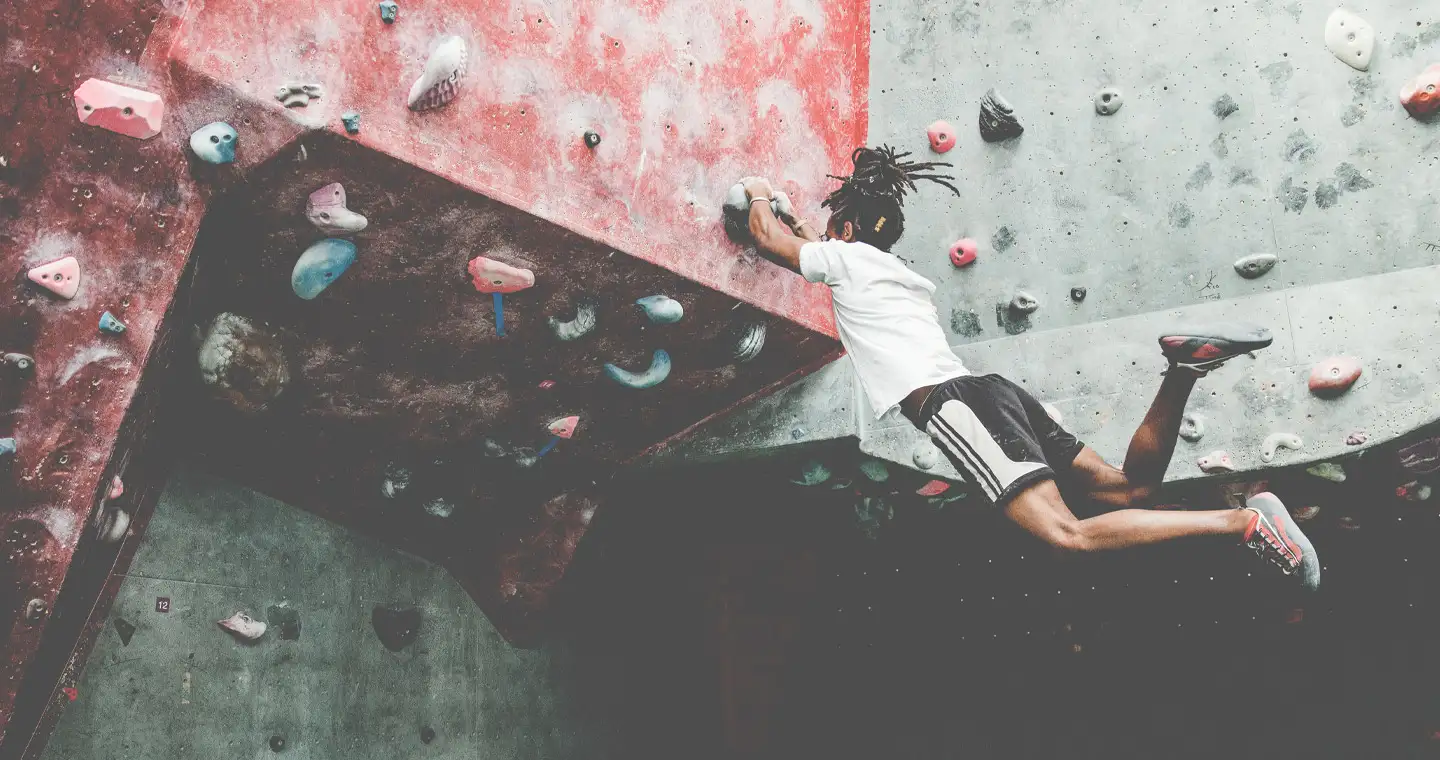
top-left (800, 239), bottom-right (970, 419)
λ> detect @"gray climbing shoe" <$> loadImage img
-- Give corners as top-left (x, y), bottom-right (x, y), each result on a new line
top-left (1159, 322), bottom-right (1272, 374)
top-left (1241, 492), bottom-right (1320, 593)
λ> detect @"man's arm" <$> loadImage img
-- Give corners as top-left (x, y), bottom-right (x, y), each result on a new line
top-left (743, 179), bottom-right (811, 274)
top-left (1070, 369), bottom-right (1201, 508)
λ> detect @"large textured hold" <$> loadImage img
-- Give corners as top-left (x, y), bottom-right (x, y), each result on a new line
top-left (791, 460), bottom-right (831, 486)
top-left (1094, 87), bottom-right (1123, 115)
top-left (1399, 64), bottom-right (1440, 119)
top-left (467, 256), bottom-right (534, 293)
top-left (603, 349), bottom-right (671, 389)
top-left (548, 297), bottom-right (597, 341)
top-left (1179, 413), bottom-right (1205, 443)
top-left (27, 256), bottom-right (81, 299)
top-left (1307, 356), bottom-right (1361, 397)
top-left (96, 509), bottom-right (130, 544)
top-left (926, 120), bottom-right (956, 153)
top-left (275, 83), bottom-right (323, 107)
top-left (1305, 462), bottom-right (1346, 482)
top-left (292, 239), bottom-right (358, 299)
top-left (188, 122), bottom-right (237, 164)
top-left (196, 312), bottom-right (290, 414)
top-left (722, 183), bottom-right (782, 243)
top-left (306, 183), bottom-right (368, 235)
top-left (1233, 253), bottom-right (1278, 279)
top-left (217, 612), bottom-right (267, 641)
top-left (978, 89), bottom-right (1023, 142)
top-left (731, 321), bottom-right (767, 363)
top-left (1324, 9), bottom-right (1375, 71)
top-left (1009, 291), bottom-right (1039, 314)
top-left (72, 78), bottom-right (164, 139)
top-left (635, 295), bottom-right (683, 324)
top-left (1196, 450), bottom-right (1235, 473)
top-left (1260, 432), bottom-right (1303, 463)
top-left (408, 36), bottom-right (467, 111)
top-left (547, 415), bottom-right (580, 440)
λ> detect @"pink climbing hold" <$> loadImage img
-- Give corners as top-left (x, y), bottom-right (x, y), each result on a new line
top-left (73, 78), bottom-right (164, 140)
top-left (27, 256), bottom-right (81, 299)
top-left (107, 476), bottom-right (124, 500)
top-left (1345, 431), bottom-right (1368, 446)
top-left (949, 238), bottom-right (978, 268)
top-left (916, 480), bottom-right (950, 496)
top-left (1399, 63), bottom-right (1440, 120)
top-left (538, 379), bottom-right (556, 390)
top-left (926, 120), bottom-right (956, 153)
top-left (1307, 356), bottom-right (1362, 397)
top-left (1196, 450), bottom-right (1235, 473)
top-left (1291, 505), bottom-right (1320, 522)
top-left (547, 415), bottom-right (580, 439)
top-left (467, 256), bottom-right (534, 293)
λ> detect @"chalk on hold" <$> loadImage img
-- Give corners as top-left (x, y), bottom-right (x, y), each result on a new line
top-left (378, 0), bottom-right (398, 23)
top-left (341, 111), bottom-right (362, 134)
top-left (860, 460), bottom-right (890, 483)
top-left (98, 311), bottom-right (126, 335)
top-left (1399, 64), bottom-right (1440, 120)
top-left (584, 130), bottom-right (602, 148)
top-left (408, 36), bottom-right (467, 111)
top-left (732, 321), bottom-right (767, 363)
top-left (292, 239), bottom-right (357, 300)
top-left (1179, 413), bottom-right (1205, 443)
top-left (275, 83), bottom-right (323, 107)
top-left (913, 441), bottom-right (941, 470)
top-left (722, 183), bottom-right (782, 243)
top-left (96, 508), bottom-right (129, 543)
top-left (307, 183), bottom-right (369, 236)
top-left (949, 238), bottom-right (978, 268)
top-left (467, 256), bottom-right (534, 293)
top-left (218, 612), bottom-right (267, 641)
top-left (792, 460), bottom-right (832, 486)
top-left (978, 89), bottom-right (1023, 142)
top-left (1233, 253), bottom-right (1277, 279)
top-left (1346, 431), bottom-right (1368, 446)
top-left (188, 122), bottom-right (237, 164)
top-left (3, 353), bottom-right (34, 373)
top-left (1196, 450), bottom-right (1235, 473)
top-left (73, 78), bottom-right (164, 140)
top-left (1094, 87), bottom-right (1124, 115)
top-left (1323, 9), bottom-right (1375, 71)
top-left (548, 297), bottom-right (598, 341)
top-left (636, 295), bottom-right (683, 324)
top-left (1070, 287), bottom-right (1086, 302)
top-left (917, 480), bottom-right (950, 496)
top-left (1397, 481), bottom-right (1432, 501)
top-left (1307, 356), bottom-right (1361, 397)
top-left (27, 256), bottom-right (80, 299)
top-left (1292, 505), bottom-right (1320, 522)
top-left (1009, 291), bottom-right (1039, 314)
top-left (1306, 462), bottom-right (1346, 482)
top-left (1260, 432), bottom-right (1303, 463)
top-left (0, 438), bottom-right (14, 459)
top-left (604, 349), bottom-right (671, 389)
top-left (926, 120), bottom-right (956, 153)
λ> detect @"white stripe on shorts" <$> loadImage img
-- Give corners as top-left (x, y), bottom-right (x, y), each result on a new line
top-left (926, 399), bottom-right (1047, 503)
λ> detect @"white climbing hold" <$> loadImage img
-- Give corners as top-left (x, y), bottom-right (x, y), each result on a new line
top-left (306, 183), bottom-right (368, 236)
top-left (218, 612), bottom-right (268, 641)
top-left (1009, 291), bottom-right (1039, 314)
top-left (1094, 87), bottom-right (1123, 115)
top-left (1323, 9), bottom-right (1374, 72)
top-left (275, 83), bottom-right (324, 107)
top-left (1305, 462), bottom-right (1346, 483)
top-left (859, 460), bottom-right (890, 483)
top-left (408, 36), bottom-right (467, 111)
top-left (1179, 413), bottom-right (1205, 443)
top-left (1196, 450), bottom-right (1235, 473)
top-left (1260, 432), bottom-right (1303, 463)
top-left (96, 508), bottom-right (130, 544)
top-left (912, 441), bottom-right (941, 471)
top-left (1233, 253), bottom-right (1277, 279)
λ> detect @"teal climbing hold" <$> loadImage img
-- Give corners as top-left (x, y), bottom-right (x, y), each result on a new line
top-left (99, 311), bottom-right (126, 335)
top-left (189, 122), bottom-right (237, 164)
top-left (791, 459), bottom-right (832, 486)
top-left (341, 111), bottom-right (361, 135)
top-left (604, 349), bottom-right (671, 389)
top-left (0, 438), bottom-right (14, 459)
top-left (292, 239), bottom-right (357, 300)
top-left (378, 0), bottom-right (398, 22)
top-left (635, 295), bottom-right (683, 324)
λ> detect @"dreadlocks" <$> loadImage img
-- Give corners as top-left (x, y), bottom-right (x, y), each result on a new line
top-left (821, 145), bottom-right (959, 251)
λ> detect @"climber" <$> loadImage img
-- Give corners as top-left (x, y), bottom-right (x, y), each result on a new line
top-left (740, 146), bottom-right (1319, 592)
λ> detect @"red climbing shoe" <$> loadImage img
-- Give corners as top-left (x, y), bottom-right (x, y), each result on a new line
top-left (1159, 322), bottom-right (1272, 374)
top-left (1241, 492), bottom-right (1320, 593)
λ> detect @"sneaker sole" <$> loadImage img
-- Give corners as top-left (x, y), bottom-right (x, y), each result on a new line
top-left (1246, 491), bottom-right (1321, 593)
top-left (1160, 322), bottom-right (1273, 364)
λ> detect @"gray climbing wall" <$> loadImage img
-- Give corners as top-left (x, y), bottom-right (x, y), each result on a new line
top-left (42, 468), bottom-right (614, 759)
top-left (648, 0), bottom-right (1440, 483)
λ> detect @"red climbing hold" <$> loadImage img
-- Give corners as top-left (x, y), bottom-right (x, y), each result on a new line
top-left (1307, 356), bottom-right (1361, 397)
top-left (27, 256), bottom-right (81, 299)
top-left (926, 120), bottom-right (956, 153)
top-left (1399, 63), bottom-right (1440, 119)
top-left (467, 256), bottom-right (534, 293)
top-left (949, 238), bottom-right (978, 268)
top-left (916, 480), bottom-right (950, 496)
top-left (107, 476), bottom-right (124, 500)
top-left (62, 687), bottom-right (78, 702)
top-left (547, 415), bottom-right (580, 439)
top-left (73, 78), bottom-right (164, 140)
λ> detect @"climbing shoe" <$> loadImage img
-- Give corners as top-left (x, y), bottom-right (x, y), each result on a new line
top-left (1159, 322), bottom-right (1272, 374)
top-left (1241, 492), bottom-right (1320, 593)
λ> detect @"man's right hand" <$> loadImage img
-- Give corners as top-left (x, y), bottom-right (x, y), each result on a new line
top-left (740, 176), bottom-right (774, 202)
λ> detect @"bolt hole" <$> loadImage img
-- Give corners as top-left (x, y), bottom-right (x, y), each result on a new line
top-left (122, 107), bottom-right (133, 115)
top-left (210, 135), bottom-right (220, 143)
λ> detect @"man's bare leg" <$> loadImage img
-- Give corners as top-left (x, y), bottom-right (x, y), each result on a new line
top-left (1003, 479), bottom-right (1250, 553)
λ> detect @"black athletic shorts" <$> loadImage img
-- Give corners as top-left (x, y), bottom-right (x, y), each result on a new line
top-left (918, 374), bottom-right (1085, 508)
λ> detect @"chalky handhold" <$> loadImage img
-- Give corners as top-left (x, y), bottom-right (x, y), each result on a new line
top-left (1093, 87), bottom-right (1123, 115)
top-left (1196, 450), bottom-right (1235, 473)
top-left (584, 130), bottom-right (602, 148)
top-left (98, 311), bottom-right (126, 335)
top-left (859, 460), bottom-right (890, 483)
top-left (27, 256), bottom-right (81, 299)
top-left (722, 183), bottom-right (782, 243)
top-left (3, 353), bottom-right (34, 373)
top-left (188, 121), bottom-right (237, 164)
top-left (341, 111), bottom-right (362, 134)
top-left (467, 256), bottom-right (534, 293)
top-left (378, 0), bottom-right (398, 23)
top-left (949, 238), bottom-right (978, 268)
top-left (0, 438), bottom-right (14, 459)
top-left (917, 480), bottom-right (950, 497)
top-left (107, 476), bottom-right (124, 500)
top-left (636, 295), bottom-right (683, 324)
top-left (292, 239), bottom-right (357, 299)
top-left (604, 349), bottom-right (671, 389)
top-left (791, 459), bottom-right (831, 486)
top-left (422, 497), bottom-right (454, 517)
top-left (306, 183), bottom-right (369, 236)
top-left (97, 508), bottom-right (130, 543)
top-left (218, 612), bottom-right (267, 641)
top-left (1260, 432), bottom-right (1303, 463)
top-left (1292, 505), bottom-right (1320, 522)
top-left (913, 441), bottom-right (941, 470)
top-left (548, 297), bottom-right (597, 341)
top-left (926, 120), bottom-right (956, 153)
top-left (978, 89), bottom-right (1023, 142)
top-left (1179, 413), bottom-right (1205, 443)
top-left (1307, 356), bottom-right (1362, 397)
top-left (1345, 431), bottom-right (1368, 446)
top-left (1009, 291), bottom-right (1039, 314)
top-left (1399, 64), bottom-right (1440, 119)
top-left (732, 321), bottom-right (767, 363)
top-left (73, 78), bottom-right (164, 140)
top-left (408, 36), bottom-right (467, 111)
top-left (1233, 253), bottom-right (1277, 279)
top-left (275, 83), bottom-right (324, 108)
top-left (1323, 9), bottom-right (1375, 71)
top-left (1306, 462), bottom-right (1346, 483)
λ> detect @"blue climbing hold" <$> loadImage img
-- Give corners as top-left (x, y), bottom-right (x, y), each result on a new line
top-left (341, 111), bottom-right (361, 135)
top-left (0, 438), bottom-right (14, 459)
top-left (378, 0), bottom-right (398, 23)
top-left (188, 122), bottom-right (237, 165)
top-left (98, 311), bottom-right (126, 335)
top-left (603, 349), bottom-right (671, 389)
top-left (635, 295), bottom-right (683, 324)
top-left (292, 238), bottom-right (358, 300)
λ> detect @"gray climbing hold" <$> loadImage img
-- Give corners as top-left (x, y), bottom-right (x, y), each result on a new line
top-left (913, 441), bottom-right (941, 470)
top-left (584, 130), bottom-right (601, 148)
top-left (604, 349), bottom-right (671, 389)
top-left (341, 111), bottom-right (361, 134)
top-left (378, 0), bottom-right (398, 23)
top-left (732, 321), bottom-right (766, 363)
top-left (275, 83), bottom-right (323, 108)
top-left (1070, 287), bottom-right (1086, 302)
top-left (978, 89), bottom-right (1023, 142)
top-left (791, 459), bottom-right (831, 486)
top-left (189, 121), bottom-right (237, 164)
top-left (859, 460), bottom-right (890, 483)
top-left (548, 297), bottom-right (597, 341)
top-left (1212, 94), bottom-right (1239, 119)
top-left (1324, 9), bottom-right (1374, 72)
top-left (1179, 413), bottom-right (1205, 443)
top-left (1305, 462), bottom-right (1346, 483)
top-left (1009, 291), bottom-right (1039, 314)
top-left (1233, 253), bottom-right (1277, 279)
top-left (635, 295), bottom-right (683, 324)
top-left (1260, 432), bottom-right (1303, 463)
top-left (1094, 87), bottom-right (1123, 115)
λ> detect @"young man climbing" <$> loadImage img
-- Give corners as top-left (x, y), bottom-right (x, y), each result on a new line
top-left (741, 146), bottom-right (1319, 591)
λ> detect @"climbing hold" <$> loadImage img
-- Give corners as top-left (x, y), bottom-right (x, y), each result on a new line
top-left (926, 120), bottom-right (956, 153)
top-left (1345, 431), bottom-right (1368, 446)
top-left (1093, 87), bottom-right (1123, 115)
top-left (98, 311), bottom-right (126, 335)
top-left (913, 441), bottom-right (941, 470)
top-left (537, 415), bottom-right (580, 457)
top-left (1196, 450), bottom-right (1235, 473)
top-left (948, 238), bottom-right (978, 268)
top-left (72, 78), bottom-right (164, 140)
top-left (1069, 287), bottom-right (1086, 302)
top-left (635, 295), bottom-right (683, 324)
top-left (378, 0), bottom-right (398, 23)
top-left (380, 462), bottom-right (411, 499)
top-left (604, 349), bottom-right (671, 389)
top-left (916, 480), bottom-right (950, 497)
top-left (1179, 413), bottom-right (1205, 443)
top-left (217, 612), bottom-right (267, 641)
top-left (1042, 403), bottom-right (1063, 425)
top-left (1305, 462), bottom-right (1346, 483)
top-left (722, 183), bottom-right (782, 243)
top-left (306, 183), bottom-right (368, 236)
top-left (1009, 291), bottom-right (1039, 314)
top-left (1397, 437), bottom-right (1440, 476)
top-left (1323, 9), bottom-right (1374, 71)
top-left (420, 726), bottom-right (436, 744)
top-left (584, 130), bottom-right (602, 148)
top-left (467, 256), bottom-right (534, 293)
top-left (269, 736), bottom-right (286, 752)
top-left (731, 321), bottom-right (767, 363)
top-left (292, 239), bottom-right (357, 300)
top-left (1397, 481), bottom-right (1432, 501)
top-left (96, 508), bottom-right (130, 544)
top-left (1233, 253), bottom-right (1277, 279)
top-left (2, 353), bottom-right (34, 373)
top-left (197, 313), bottom-right (290, 413)
top-left (408, 36), bottom-right (467, 111)
top-left (422, 497), bottom-right (454, 518)
top-left (274, 83), bottom-right (323, 108)
top-left (107, 475), bottom-right (124, 500)
top-left (113, 617), bottom-right (136, 645)
top-left (27, 256), bottom-right (81, 299)
top-left (548, 297), bottom-right (598, 342)
top-left (1307, 356), bottom-right (1362, 397)
top-left (978, 89), bottom-right (1023, 142)
top-left (341, 110), bottom-right (362, 134)
top-left (0, 438), bottom-right (15, 459)
top-left (1260, 432), bottom-right (1303, 463)
top-left (1399, 64), bottom-right (1440, 120)
top-left (859, 460), bottom-right (890, 483)
top-left (371, 605), bottom-right (421, 651)
top-left (1291, 505), bottom-right (1320, 522)
top-left (188, 121), bottom-right (237, 164)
